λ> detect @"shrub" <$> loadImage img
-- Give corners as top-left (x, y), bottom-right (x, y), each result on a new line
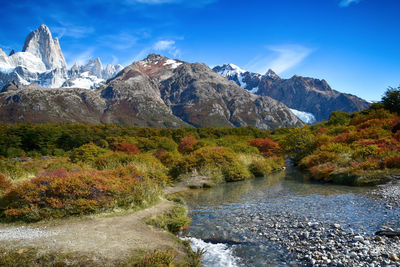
top-left (146, 205), bottom-right (191, 232)
top-left (0, 167), bottom-right (159, 222)
top-left (155, 151), bottom-right (182, 168)
top-left (170, 147), bottom-right (251, 182)
top-left (0, 174), bottom-right (11, 193)
top-left (300, 151), bottom-right (340, 168)
top-left (178, 136), bottom-right (198, 154)
top-left (138, 249), bottom-right (176, 267)
top-left (383, 156), bottom-right (400, 169)
top-left (352, 145), bottom-right (379, 160)
top-left (281, 127), bottom-right (316, 164)
top-left (309, 164), bottom-right (336, 181)
top-left (249, 157), bottom-right (284, 177)
top-left (114, 142), bottom-right (140, 155)
top-left (328, 111), bottom-right (351, 126)
top-left (249, 138), bottom-right (281, 156)
top-left (69, 143), bottom-right (107, 163)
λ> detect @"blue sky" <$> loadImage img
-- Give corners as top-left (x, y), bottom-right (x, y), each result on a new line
top-left (0, 0), bottom-right (399, 101)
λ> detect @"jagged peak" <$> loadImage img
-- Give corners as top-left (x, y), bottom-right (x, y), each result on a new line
top-left (22, 24), bottom-right (67, 70)
top-left (265, 69), bottom-right (280, 80)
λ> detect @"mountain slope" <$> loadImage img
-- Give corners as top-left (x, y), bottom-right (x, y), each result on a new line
top-left (0, 55), bottom-right (303, 129)
top-left (214, 64), bottom-right (370, 122)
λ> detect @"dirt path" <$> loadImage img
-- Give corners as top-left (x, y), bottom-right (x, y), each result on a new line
top-left (0, 200), bottom-right (186, 263)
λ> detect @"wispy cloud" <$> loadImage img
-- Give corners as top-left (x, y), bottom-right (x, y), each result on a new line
top-left (127, 39), bottom-right (181, 65)
top-left (339, 0), bottom-right (361, 7)
top-left (97, 33), bottom-right (140, 50)
top-left (52, 25), bottom-right (94, 39)
top-left (245, 45), bottom-right (312, 75)
top-left (64, 47), bottom-right (95, 67)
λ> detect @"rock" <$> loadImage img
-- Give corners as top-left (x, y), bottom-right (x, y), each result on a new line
top-left (376, 230), bottom-right (400, 238)
top-left (353, 235), bottom-right (364, 242)
top-left (390, 254), bottom-right (399, 261)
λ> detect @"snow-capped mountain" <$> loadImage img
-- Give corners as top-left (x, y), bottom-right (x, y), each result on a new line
top-left (213, 63), bottom-right (370, 122)
top-left (0, 25), bottom-right (123, 90)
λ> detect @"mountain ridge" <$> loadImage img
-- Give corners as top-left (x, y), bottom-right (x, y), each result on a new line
top-left (213, 64), bottom-right (370, 121)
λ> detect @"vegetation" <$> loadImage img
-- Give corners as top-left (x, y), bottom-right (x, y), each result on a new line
top-left (278, 103), bottom-right (400, 185)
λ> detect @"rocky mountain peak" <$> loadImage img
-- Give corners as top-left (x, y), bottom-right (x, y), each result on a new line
top-left (265, 69), bottom-right (280, 80)
top-left (8, 49), bottom-right (15, 56)
top-left (83, 58), bottom-right (103, 78)
top-left (22, 24), bottom-right (67, 70)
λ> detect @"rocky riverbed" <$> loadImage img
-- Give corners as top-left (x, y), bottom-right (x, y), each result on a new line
top-left (371, 179), bottom-right (400, 210)
top-left (183, 169), bottom-right (400, 266)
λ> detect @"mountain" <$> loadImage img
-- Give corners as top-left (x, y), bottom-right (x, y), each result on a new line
top-left (0, 54), bottom-right (303, 129)
top-left (213, 64), bottom-right (370, 122)
top-left (0, 25), bottom-right (122, 89)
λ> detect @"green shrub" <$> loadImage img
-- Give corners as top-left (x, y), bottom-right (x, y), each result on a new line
top-left (70, 143), bottom-right (107, 163)
top-left (136, 249), bottom-right (176, 267)
top-left (281, 127), bottom-right (316, 164)
top-left (146, 205), bottom-right (191, 233)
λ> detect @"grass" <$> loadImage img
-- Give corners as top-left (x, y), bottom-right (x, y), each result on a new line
top-left (146, 205), bottom-right (191, 233)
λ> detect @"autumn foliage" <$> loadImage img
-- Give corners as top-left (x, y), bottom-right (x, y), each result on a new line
top-left (178, 136), bottom-right (198, 153)
top-left (0, 167), bottom-right (159, 222)
top-left (249, 138), bottom-right (281, 156)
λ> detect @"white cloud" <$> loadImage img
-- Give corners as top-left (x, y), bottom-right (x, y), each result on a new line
top-left (127, 39), bottom-right (181, 65)
top-left (339, 0), bottom-right (361, 7)
top-left (245, 45), bottom-right (312, 75)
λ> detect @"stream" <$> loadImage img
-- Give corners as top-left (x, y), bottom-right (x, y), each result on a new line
top-left (181, 168), bottom-right (400, 266)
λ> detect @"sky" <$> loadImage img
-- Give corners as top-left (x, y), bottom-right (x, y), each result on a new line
top-left (0, 0), bottom-right (399, 101)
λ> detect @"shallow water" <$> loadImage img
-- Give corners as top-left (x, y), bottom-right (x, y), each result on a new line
top-left (182, 168), bottom-right (400, 266)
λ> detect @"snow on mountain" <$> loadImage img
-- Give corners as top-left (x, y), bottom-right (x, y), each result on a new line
top-left (0, 25), bottom-right (123, 90)
top-left (163, 59), bottom-right (182, 69)
top-left (289, 108), bottom-right (316, 124)
top-left (213, 63), bottom-right (263, 90)
top-left (62, 71), bottom-right (104, 89)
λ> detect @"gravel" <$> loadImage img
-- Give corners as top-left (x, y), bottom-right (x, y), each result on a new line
top-left (0, 226), bottom-right (59, 241)
top-left (371, 180), bottom-right (400, 209)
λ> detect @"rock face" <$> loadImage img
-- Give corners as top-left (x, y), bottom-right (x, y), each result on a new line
top-left (22, 24), bottom-right (67, 70)
top-left (0, 55), bottom-right (303, 129)
top-left (214, 64), bottom-right (370, 122)
top-left (0, 25), bottom-right (122, 89)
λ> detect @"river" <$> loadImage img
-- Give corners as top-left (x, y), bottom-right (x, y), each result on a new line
top-left (181, 167), bottom-right (400, 266)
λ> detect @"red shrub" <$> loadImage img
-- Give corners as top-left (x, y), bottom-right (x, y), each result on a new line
top-left (358, 138), bottom-right (400, 152)
top-left (178, 136), bottom-right (198, 153)
top-left (394, 131), bottom-right (400, 142)
top-left (383, 156), bottom-right (400, 169)
top-left (249, 138), bottom-right (281, 156)
top-left (114, 142), bottom-right (140, 155)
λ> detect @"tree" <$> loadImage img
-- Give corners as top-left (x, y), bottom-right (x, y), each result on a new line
top-left (382, 86), bottom-right (400, 114)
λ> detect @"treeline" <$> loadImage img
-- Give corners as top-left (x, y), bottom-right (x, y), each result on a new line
top-left (0, 124), bottom-right (270, 158)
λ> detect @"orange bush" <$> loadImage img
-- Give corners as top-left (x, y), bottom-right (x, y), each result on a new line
top-left (114, 142), bottom-right (141, 155)
top-left (300, 151), bottom-right (340, 168)
top-left (0, 167), bottom-right (158, 222)
top-left (178, 136), bottom-right (198, 153)
top-left (383, 156), bottom-right (400, 169)
top-left (0, 174), bottom-right (11, 192)
top-left (309, 164), bottom-right (336, 181)
top-left (249, 138), bottom-right (281, 156)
